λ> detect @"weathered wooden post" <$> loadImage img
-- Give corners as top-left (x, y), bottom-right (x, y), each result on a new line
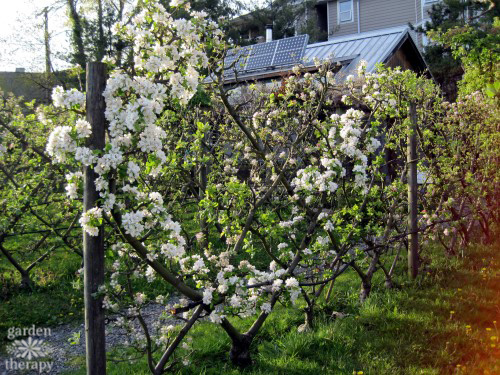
top-left (407, 102), bottom-right (419, 279)
top-left (84, 62), bottom-right (107, 374)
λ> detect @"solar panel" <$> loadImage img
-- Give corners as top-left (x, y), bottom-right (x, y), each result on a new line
top-left (272, 34), bottom-right (309, 67)
top-left (273, 50), bottom-right (302, 66)
top-left (223, 34), bottom-right (309, 76)
top-left (245, 41), bottom-right (278, 71)
top-left (224, 46), bottom-right (252, 74)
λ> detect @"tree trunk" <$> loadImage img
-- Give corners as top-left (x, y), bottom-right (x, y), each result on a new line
top-left (381, 264), bottom-right (394, 289)
top-left (96, 0), bottom-right (106, 61)
top-left (360, 280), bottom-right (372, 302)
top-left (43, 7), bottom-right (52, 75)
top-left (20, 272), bottom-right (33, 290)
top-left (298, 307), bottom-right (314, 332)
top-left (229, 334), bottom-right (253, 368)
top-left (476, 210), bottom-right (492, 244)
top-left (0, 242), bottom-right (32, 290)
top-left (407, 103), bottom-right (419, 279)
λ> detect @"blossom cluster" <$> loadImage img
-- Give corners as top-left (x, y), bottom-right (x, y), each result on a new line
top-left (52, 87), bottom-right (85, 109)
top-left (47, 2), bottom-right (223, 239)
top-left (79, 207), bottom-right (102, 237)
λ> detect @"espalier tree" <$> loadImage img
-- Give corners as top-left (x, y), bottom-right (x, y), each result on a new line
top-left (0, 92), bottom-right (82, 290)
top-left (37, 0), bottom-right (499, 372)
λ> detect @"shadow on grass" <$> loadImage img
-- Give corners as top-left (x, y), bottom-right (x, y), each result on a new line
top-left (56, 241), bottom-right (500, 375)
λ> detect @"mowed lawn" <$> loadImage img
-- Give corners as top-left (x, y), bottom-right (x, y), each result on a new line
top-left (1, 240), bottom-right (499, 374)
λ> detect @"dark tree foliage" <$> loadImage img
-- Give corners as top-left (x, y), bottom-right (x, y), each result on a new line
top-left (67, 0), bottom-right (241, 70)
top-left (67, 0), bottom-right (128, 69)
top-left (415, 0), bottom-right (499, 99)
top-left (67, 0), bottom-right (88, 69)
top-left (82, 1), bottom-right (116, 62)
top-left (229, 0), bottom-right (326, 46)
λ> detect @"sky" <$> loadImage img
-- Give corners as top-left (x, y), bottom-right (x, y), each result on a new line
top-left (0, 0), bottom-right (260, 73)
top-left (0, 0), bottom-right (71, 72)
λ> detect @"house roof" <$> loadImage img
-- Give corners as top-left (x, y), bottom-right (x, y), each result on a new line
top-left (211, 26), bottom-right (429, 84)
top-left (304, 26), bottom-right (420, 76)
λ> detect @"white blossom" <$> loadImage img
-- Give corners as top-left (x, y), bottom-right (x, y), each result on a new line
top-left (79, 207), bottom-right (103, 236)
top-left (261, 303), bottom-right (272, 314)
top-left (46, 126), bottom-right (76, 163)
top-left (285, 277), bottom-right (299, 289)
top-left (122, 210), bottom-right (146, 237)
top-left (203, 287), bottom-right (215, 305)
top-left (75, 119), bottom-right (92, 138)
top-left (209, 311), bottom-right (224, 324)
top-left (52, 86), bottom-right (85, 108)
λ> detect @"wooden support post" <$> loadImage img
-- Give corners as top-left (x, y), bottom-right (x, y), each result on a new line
top-left (84, 62), bottom-right (107, 375)
top-left (407, 103), bottom-right (419, 280)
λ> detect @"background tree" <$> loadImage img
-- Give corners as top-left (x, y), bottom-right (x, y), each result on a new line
top-left (66, 0), bottom-right (130, 69)
top-left (229, 0), bottom-right (326, 45)
top-left (416, 0), bottom-right (499, 99)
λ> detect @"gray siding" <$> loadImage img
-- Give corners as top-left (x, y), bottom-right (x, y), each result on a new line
top-left (359, 0), bottom-right (421, 33)
top-left (326, 0), bottom-right (432, 49)
top-left (327, 0), bottom-right (426, 38)
top-left (328, 0), bottom-right (359, 38)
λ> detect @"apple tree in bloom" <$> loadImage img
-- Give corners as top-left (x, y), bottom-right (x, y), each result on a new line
top-left (418, 91), bottom-right (500, 254)
top-left (43, 0), bottom-right (491, 370)
top-left (0, 92), bottom-right (83, 290)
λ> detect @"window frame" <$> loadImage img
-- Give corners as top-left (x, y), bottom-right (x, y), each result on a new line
top-left (337, 0), bottom-right (354, 24)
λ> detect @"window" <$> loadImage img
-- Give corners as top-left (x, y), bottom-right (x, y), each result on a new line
top-left (338, 0), bottom-right (353, 24)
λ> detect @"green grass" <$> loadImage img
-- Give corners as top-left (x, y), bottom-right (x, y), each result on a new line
top-left (53, 240), bottom-right (500, 375)
top-left (1, 237), bottom-right (498, 374)
top-left (0, 248), bottom-right (85, 343)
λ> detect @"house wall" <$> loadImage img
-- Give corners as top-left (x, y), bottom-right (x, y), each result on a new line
top-left (328, 0), bottom-right (359, 38)
top-left (0, 72), bottom-right (52, 104)
top-left (386, 46), bottom-right (415, 71)
top-left (359, 0), bottom-right (421, 33)
top-left (326, 0), bottom-right (441, 46)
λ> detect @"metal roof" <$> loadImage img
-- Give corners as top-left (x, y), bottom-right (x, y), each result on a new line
top-left (304, 26), bottom-right (413, 79)
top-left (210, 26), bottom-right (423, 84)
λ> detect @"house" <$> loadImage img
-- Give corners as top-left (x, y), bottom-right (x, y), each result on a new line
top-left (219, 0), bottom-right (437, 88)
top-left (305, 26), bottom-right (429, 77)
top-left (218, 26), bottom-right (431, 85)
top-left (233, 0), bottom-right (440, 47)
top-left (0, 70), bottom-right (52, 104)
top-left (315, 0), bottom-right (439, 48)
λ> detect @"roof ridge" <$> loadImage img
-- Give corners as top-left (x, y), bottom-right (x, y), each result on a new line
top-left (307, 26), bottom-right (409, 48)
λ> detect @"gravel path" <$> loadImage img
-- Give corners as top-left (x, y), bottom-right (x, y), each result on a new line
top-left (0, 301), bottom-right (183, 375)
